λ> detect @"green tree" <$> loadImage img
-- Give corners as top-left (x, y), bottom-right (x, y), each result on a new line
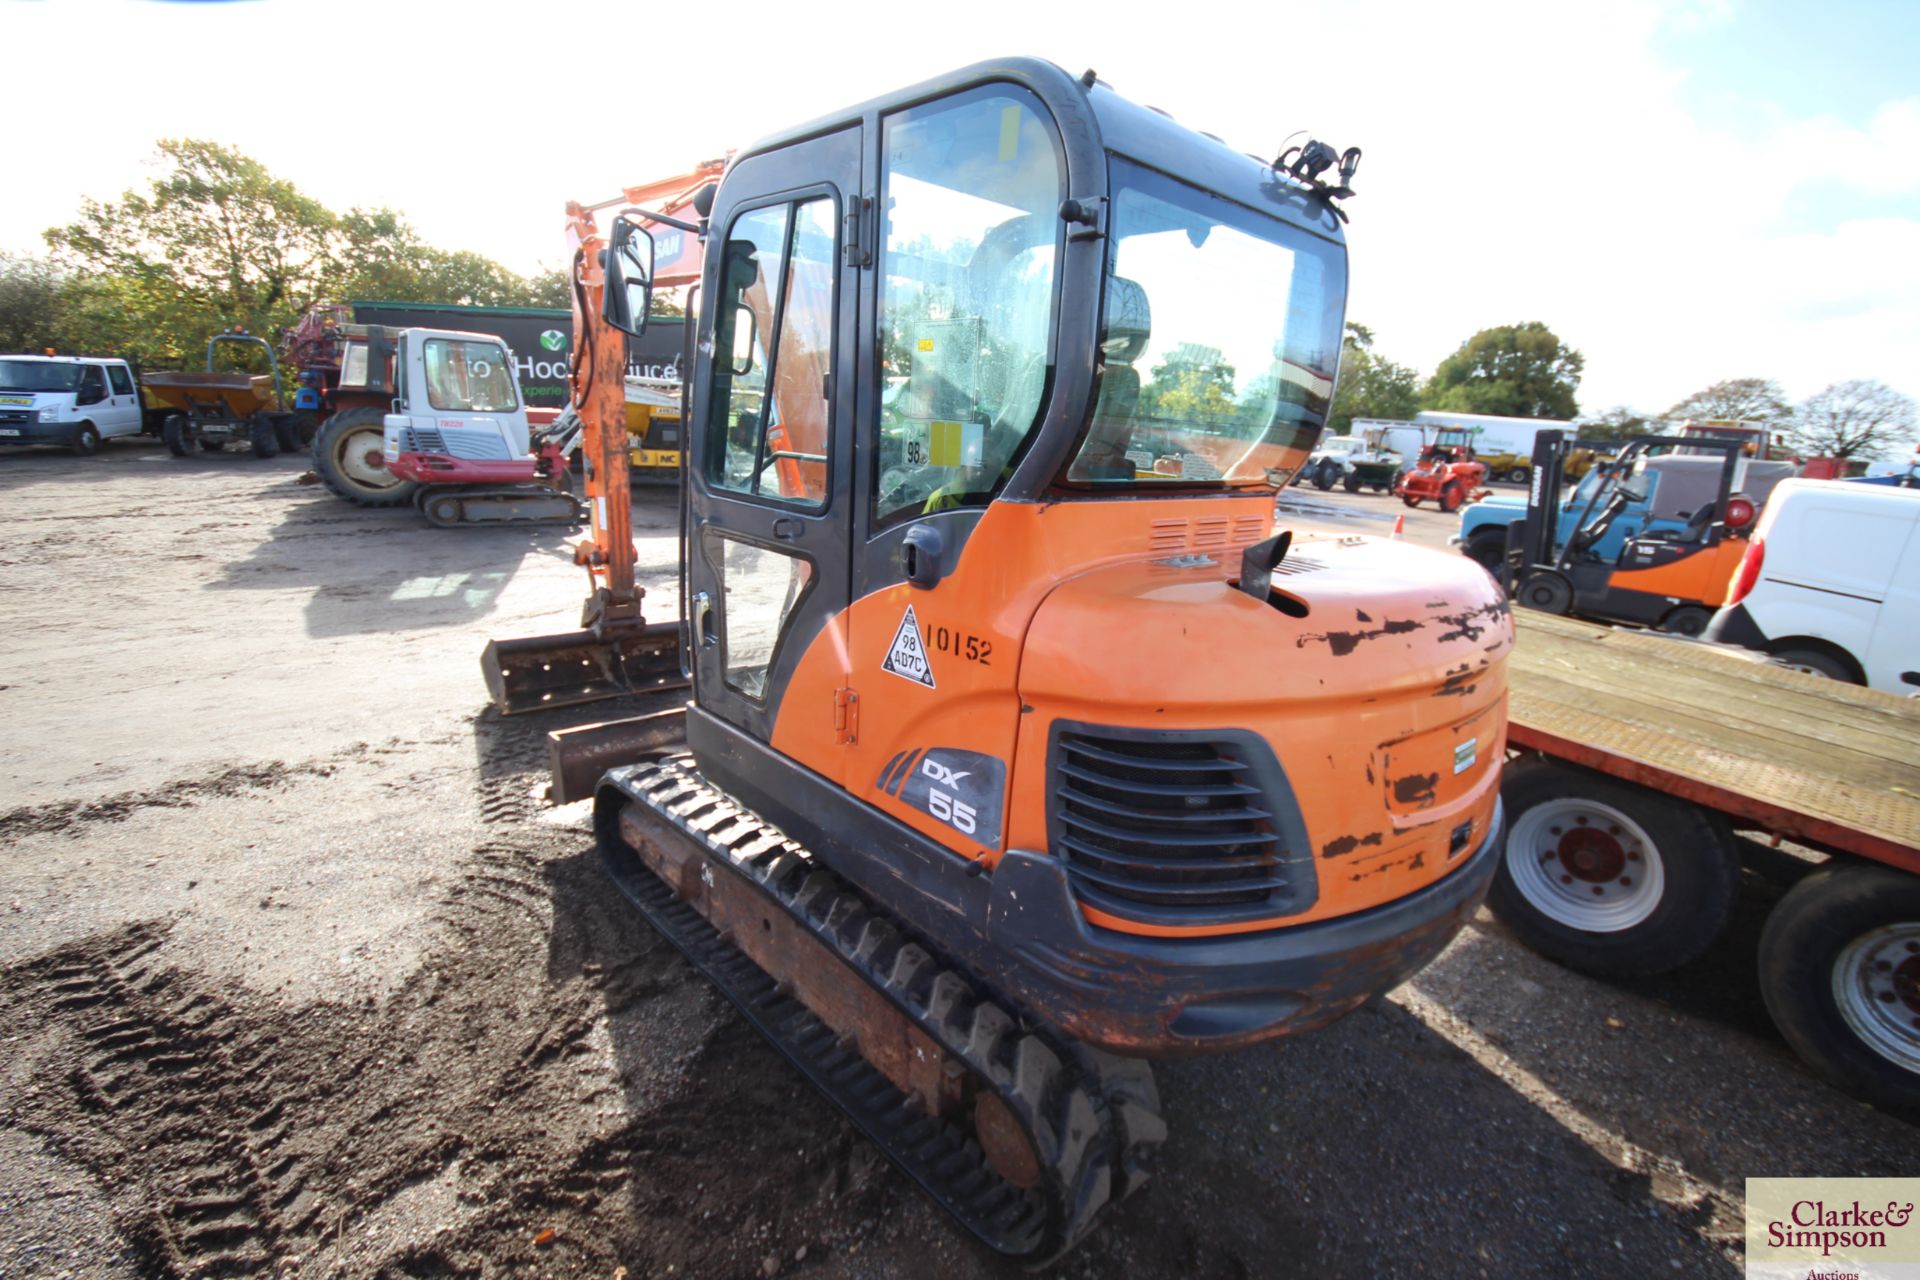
top-left (1424, 321), bottom-right (1583, 418)
top-left (1143, 344), bottom-right (1238, 423)
top-left (1576, 406), bottom-right (1655, 446)
top-left (0, 253), bottom-right (62, 353)
top-left (46, 139), bottom-right (337, 360)
top-left (1328, 321), bottom-right (1420, 434)
top-left (1665, 377), bottom-right (1791, 429)
top-left (1786, 380), bottom-right (1917, 460)
top-left (38, 140), bottom-right (563, 369)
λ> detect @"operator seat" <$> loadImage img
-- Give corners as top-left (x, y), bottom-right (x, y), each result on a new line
top-left (1079, 277), bottom-right (1151, 481)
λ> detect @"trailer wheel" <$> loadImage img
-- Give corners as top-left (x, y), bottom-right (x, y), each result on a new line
top-left (1488, 758), bottom-right (1739, 977)
top-left (1439, 481), bottom-right (1467, 513)
top-left (1343, 472), bottom-right (1362, 494)
top-left (162, 414), bottom-right (196, 457)
top-left (249, 413), bottom-right (281, 458)
top-left (312, 407), bottom-right (419, 507)
top-left (1760, 863), bottom-right (1920, 1110)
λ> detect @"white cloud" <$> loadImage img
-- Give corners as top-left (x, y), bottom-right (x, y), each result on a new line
top-left (2, 0), bottom-right (1914, 412)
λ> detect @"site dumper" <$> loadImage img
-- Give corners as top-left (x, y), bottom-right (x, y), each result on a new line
top-left (146, 331), bottom-right (302, 458)
top-left (492, 58), bottom-right (1512, 1262)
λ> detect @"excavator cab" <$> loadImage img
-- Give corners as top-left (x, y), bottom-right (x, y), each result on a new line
top-left (569, 58), bottom-right (1510, 1264)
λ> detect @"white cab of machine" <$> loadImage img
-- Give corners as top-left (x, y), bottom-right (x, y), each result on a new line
top-left (0, 355), bottom-right (144, 444)
top-left (380, 329), bottom-right (532, 464)
top-left (1709, 479), bottom-right (1920, 694)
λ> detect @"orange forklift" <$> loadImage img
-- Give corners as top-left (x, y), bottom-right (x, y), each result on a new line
top-left (489, 58), bottom-right (1512, 1262)
top-left (1503, 429), bottom-right (1768, 635)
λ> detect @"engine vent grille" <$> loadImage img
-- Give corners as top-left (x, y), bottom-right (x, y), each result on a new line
top-left (1049, 726), bottom-right (1314, 925)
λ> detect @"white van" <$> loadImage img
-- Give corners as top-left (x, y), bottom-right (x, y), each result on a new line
top-left (0, 355), bottom-right (146, 456)
top-left (1705, 478), bottom-right (1920, 692)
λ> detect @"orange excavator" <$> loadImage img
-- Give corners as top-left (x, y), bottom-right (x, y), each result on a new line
top-left (480, 164), bottom-right (721, 712)
top-left (487, 59), bottom-right (1511, 1263)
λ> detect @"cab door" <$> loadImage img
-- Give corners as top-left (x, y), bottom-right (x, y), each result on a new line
top-left (103, 364), bottom-right (142, 437)
top-left (685, 128), bottom-right (861, 753)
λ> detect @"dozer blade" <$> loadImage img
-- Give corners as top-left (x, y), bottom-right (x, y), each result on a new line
top-left (481, 622), bottom-right (686, 715)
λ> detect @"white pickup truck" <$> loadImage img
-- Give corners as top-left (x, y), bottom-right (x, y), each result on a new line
top-left (0, 355), bottom-right (146, 456)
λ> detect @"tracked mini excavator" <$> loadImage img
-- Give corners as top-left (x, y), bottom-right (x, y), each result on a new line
top-left (486, 59), bottom-right (1513, 1263)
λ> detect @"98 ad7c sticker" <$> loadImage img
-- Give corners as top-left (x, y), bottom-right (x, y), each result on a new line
top-left (881, 604), bottom-right (936, 688)
top-left (876, 747), bottom-right (1005, 846)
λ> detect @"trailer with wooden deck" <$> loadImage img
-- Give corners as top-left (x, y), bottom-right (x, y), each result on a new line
top-left (1495, 610), bottom-right (1920, 1109)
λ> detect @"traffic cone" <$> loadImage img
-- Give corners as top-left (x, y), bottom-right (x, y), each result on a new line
top-left (1391, 514), bottom-right (1405, 539)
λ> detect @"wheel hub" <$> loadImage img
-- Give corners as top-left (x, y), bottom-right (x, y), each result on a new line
top-left (1834, 926), bottom-right (1920, 1071)
top-left (1557, 826), bottom-right (1629, 883)
top-left (335, 429), bottom-right (399, 488)
top-left (1508, 799), bottom-right (1664, 932)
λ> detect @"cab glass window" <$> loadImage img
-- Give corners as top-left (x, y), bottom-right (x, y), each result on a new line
top-left (706, 196), bottom-right (837, 508)
top-left (873, 88), bottom-right (1063, 527)
top-left (77, 365), bottom-right (106, 402)
top-left (107, 365), bottom-right (134, 396)
top-left (422, 338), bottom-right (517, 412)
top-left (1067, 159), bottom-right (1346, 487)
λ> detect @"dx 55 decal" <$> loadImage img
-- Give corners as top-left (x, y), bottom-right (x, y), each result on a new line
top-left (875, 748), bottom-right (1006, 846)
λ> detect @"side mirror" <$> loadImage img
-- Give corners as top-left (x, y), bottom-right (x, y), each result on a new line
top-left (603, 218), bottom-right (656, 337)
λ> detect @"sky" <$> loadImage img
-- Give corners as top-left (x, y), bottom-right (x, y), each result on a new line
top-left (5, 0), bottom-right (1917, 416)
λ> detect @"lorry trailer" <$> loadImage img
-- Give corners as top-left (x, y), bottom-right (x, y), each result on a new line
top-left (1497, 610), bottom-right (1920, 1110)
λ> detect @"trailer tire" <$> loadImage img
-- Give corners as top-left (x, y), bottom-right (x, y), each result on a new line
top-left (162, 414), bottom-right (196, 457)
top-left (1488, 757), bottom-right (1739, 978)
top-left (1760, 863), bottom-right (1920, 1110)
top-left (312, 407), bottom-right (419, 507)
top-left (1343, 472), bottom-right (1362, 494)
top-left (249, 413), bottom-right (281, 458)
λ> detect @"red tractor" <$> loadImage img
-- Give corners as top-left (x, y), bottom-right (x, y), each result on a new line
top-left (1395, 426), bottom-right (1489, 512)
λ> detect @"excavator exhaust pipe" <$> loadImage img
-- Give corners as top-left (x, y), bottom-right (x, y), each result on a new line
top-left (481, 622), bottom-right (686, 716)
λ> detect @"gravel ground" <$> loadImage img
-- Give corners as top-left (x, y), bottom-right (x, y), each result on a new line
top-left (1, 440), bottom-right (1913, 1280)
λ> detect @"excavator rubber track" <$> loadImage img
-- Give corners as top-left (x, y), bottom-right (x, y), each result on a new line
top-left (595, 755), bottom-right (1166, 1267)
top-left (416, 485), bottom-right (587, 528)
